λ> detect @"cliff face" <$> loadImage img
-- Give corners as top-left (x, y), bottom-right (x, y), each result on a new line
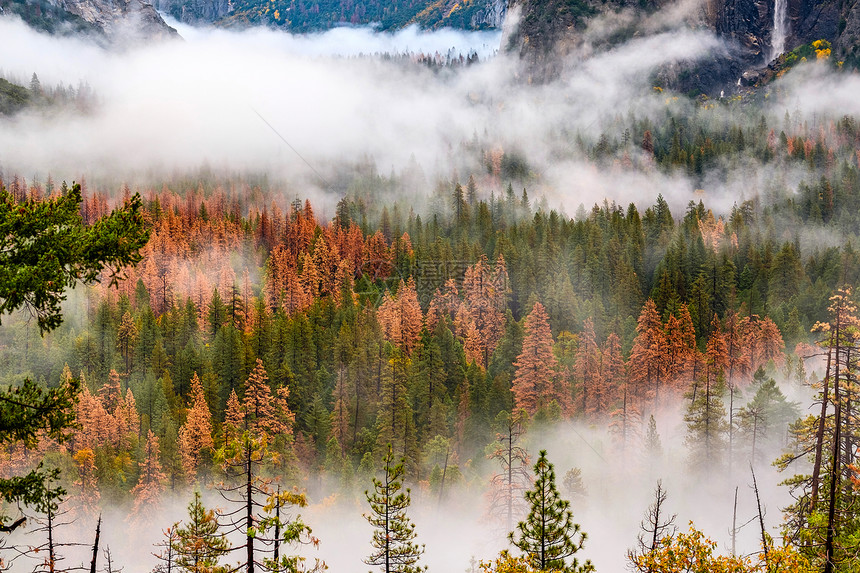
top-left (48, 0), bottom-right (178, 42)
top-left (151, 0), bottom-right (231, 25)
top-left (470, 0), bottom-right (507, 28)
top-left (505, 0), bottom-right (860, 91)
top-left (715, 0), bottom-right (772, 60)
top-left (836, 0), bottom-right (860, 64)
top-left (502, 0), bottom-right (598, 82)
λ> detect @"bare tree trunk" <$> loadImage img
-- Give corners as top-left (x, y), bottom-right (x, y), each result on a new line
top-left (751, 465), bottom-right (768, 567)
top-left (47, 506), bottom-right (56, 573)
top-left (811, 333), bottom-right (834, 511)
top-left (731, 486), bottom-right (738, 557)
top-left (246, 439), bottom-right (255, 573)
top-left (90, 515), bottom-right (101, 573)
top-left (824, 318), bottom-right (843, 573)
top-left (274, 486), bottom-right (281, 572)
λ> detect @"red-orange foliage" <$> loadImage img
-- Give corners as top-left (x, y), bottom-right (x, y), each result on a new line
top-left (224, 389), bottom-right (244, 445)
top-left (747, 316), bottom-right (785, 371)
top-left (426, 279), bottom-right (460, 333)
top-left (462, 255), bottom-right (506, 367)
top-left (242, 359), bottom-right (295, 439)
top-left (363, 230), bottom-right (392, 279)
top-left (74, 386), bottom-right (116, 450)
top-left (600, 332), bottom-right (626, 416)
top-left (125, 389), bottom-right (140, 439)
top-left (704, 316), bottom-right (729, 388)
top-left (628, 299), bottom-right (669, 407)
top-left (100, 369), bottom-right (123, 412)
top-left (378, 278), bottom-right (423, 355)
top-left (512, 302), bottom-right (567, 415)
top-left (722, 311), bottom-right (752, 387)
top-left (178, 373), bottom-right (214, 482)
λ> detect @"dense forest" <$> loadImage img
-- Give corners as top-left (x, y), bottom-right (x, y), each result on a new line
top-left (4, 75), bottom-right (860, 571)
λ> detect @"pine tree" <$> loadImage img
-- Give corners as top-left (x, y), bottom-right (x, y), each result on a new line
top-left (174, 490), bottom-right (229, 573)
top-left (117, 310), bottom-right (137, 374)
top-left (72, 447), bottom-right (101, 523)
top-left (777, 287), bottom-right (860, 569)
top-left (364, 444), bottom-right (426, 573)
top-left (628, 299), bottom-right (668, 409)
top-left (684, 371), bottom-right (728, 471)
top-left (509, 450), bottom-right (594, 573)
top-left (178, 373), bottom-right (215, 483)
top-left (737, 375), bottom-right (798, 465)
top-left (512, 302), bottom-right (566, 415)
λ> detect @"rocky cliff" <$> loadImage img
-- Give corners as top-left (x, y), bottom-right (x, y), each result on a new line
top-left (1, 0), bottom-right (178, 43)
top-left (58, 0), bottom-right (179, 42)
top-left (151, 0), bottom-right (231, 25)
top-left (505, 0), bottom-right (860, 92)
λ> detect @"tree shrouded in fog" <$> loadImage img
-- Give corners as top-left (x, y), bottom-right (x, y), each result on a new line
top-left (486, 409), bottom-right (531, 533)
top-left (364, 444), bottom-right (426, 573)
top-left (175, 490), bottom-right (229, 573)
top-left (509, 450), bottom-right (594, 573)
top-left (0, 181), bottom-right (148, 535)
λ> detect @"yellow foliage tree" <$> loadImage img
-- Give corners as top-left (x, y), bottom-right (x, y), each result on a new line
top-left (479, 551), bottom-right (562, 573)
top-left (629, 523), bottom-right (816, 573)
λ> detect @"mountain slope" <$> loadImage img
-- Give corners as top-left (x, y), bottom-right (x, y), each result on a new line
top-left (152, 0), bottom-right (505, 30)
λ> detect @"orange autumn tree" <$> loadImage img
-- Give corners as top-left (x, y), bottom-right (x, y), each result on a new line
top-left (243, 358), bottom-right (294, 440)
top-left (128, 430), bottom-right (167, 528)
top-left (425, 279), bottom-right (460, 333)
top-left (512, 302), bottom-right (569, 415)
top-left (628, 299), bottom-right (669, 409)
top-left (178, 373), bottom-right (215, 483)
top-left (747, 316), bottom-right (785, 372)
top-left (224, 389), bottom-right (245, 447)
top-left (462, 255), bottom-right (506, 367)
top-left (378, 278), bottom-right (423, 356)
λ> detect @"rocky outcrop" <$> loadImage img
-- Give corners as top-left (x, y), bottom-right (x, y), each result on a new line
top-left (504, 0), bottom-right (860, 92)
top-left (502, 0), bottom-right (597, 82)
top-left (151, 0), bottom-right (232, 25)
top-left (792, 0), bottom-right (839, 51)
top-left (715, 0), bottom-right (772, 60)
top-left (470, 0), bottom-right (507, 28)
top-left (836, 0), bottom-right (860, 63)
top-left (50, 0), bottom-right (178, 42)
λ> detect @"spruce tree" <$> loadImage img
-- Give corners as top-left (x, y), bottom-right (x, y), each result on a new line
top-left (510, 450), bottom-right (594, 573)
top-left (364, 444), bottom-right (426, 573)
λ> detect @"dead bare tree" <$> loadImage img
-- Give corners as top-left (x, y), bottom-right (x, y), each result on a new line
top-left (628, 480), bottom-right (677, 572)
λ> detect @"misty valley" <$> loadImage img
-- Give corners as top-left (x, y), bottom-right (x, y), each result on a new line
top-left (4, 0), bottom-right (860, 571)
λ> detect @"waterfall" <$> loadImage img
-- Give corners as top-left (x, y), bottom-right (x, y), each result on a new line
top-left (771, 0), bottom-right (789, 60)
